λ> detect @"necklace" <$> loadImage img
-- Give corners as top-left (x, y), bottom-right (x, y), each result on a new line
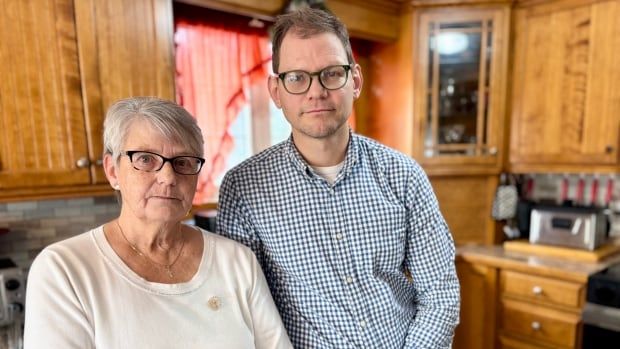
top-left (116, 221), bottom-right (185, 279)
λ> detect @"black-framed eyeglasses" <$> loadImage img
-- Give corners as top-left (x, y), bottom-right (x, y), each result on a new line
top-left (124, 151), bottom-right (205, 175)
top-left (277, 64), bottom-right (353, 94)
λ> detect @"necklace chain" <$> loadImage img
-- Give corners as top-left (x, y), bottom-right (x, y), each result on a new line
top-left (116, 221), bottom-right (185, 278)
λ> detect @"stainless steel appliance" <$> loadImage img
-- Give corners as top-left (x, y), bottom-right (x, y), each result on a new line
top-left (0, 259), bottom-right (24, 349)
top-left (582, 263), bottom-right (620, 348)
top-left (529, 206), bottom-right (608, 250)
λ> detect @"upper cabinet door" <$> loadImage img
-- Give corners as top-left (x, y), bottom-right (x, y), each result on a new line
top-left (413, 6), bottom-right (510, 173)
top-left (510, 0), bottom-right (620, 171)
top-left (74, 0), bottom-right (175, 183)
top-left (0, 0), bottom-right (91, 190)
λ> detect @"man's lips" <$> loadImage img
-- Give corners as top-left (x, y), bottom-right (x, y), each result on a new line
top-left (303, 108), bottom-right (334, 114)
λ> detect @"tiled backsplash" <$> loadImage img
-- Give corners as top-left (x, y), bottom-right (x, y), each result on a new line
top-left (0, 196), bottom-right (120, 270)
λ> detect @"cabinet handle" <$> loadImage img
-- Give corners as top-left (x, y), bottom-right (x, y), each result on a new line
top-left (531, 321), bottom-right (541, 331)
top-left (532, 285), bottom-right (543, 295)
top-left (488, 147), bottom-right (498, 155)
top-left (95, 158), bottom-right (103, 166)
top-left (605, 145), bottom-right (614, 153)
top-left (76, 157), bottom-right (90, 168)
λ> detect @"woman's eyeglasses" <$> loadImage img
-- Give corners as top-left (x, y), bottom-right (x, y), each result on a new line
top-left (124, 151), bottom-right (205, 175)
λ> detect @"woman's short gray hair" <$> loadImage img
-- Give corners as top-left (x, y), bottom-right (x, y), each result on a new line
top-left (103, 97), bottom-right (204, 162)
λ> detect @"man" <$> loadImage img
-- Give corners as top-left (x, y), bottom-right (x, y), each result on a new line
top-left (216, 7), bottom-right (460, 348)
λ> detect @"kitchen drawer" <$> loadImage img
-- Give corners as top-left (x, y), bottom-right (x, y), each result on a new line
top-left (501, 299), bottom-right (580, 348)
top-left (500, 334), bottom-right (555, 349)
top-left (501, 270), bottom-right (585, 309)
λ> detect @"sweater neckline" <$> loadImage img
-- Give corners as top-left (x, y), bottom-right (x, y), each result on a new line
top-left (91, 225), bottom-right (213, 295)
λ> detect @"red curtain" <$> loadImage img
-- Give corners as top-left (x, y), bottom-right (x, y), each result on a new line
top-left (175, 7), bottom-right (271, 204)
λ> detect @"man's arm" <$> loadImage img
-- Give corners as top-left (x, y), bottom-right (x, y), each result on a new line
top-left (403, 168), bottom-right (460, 349)
top-left (216, 173), bottom-right (262, 259)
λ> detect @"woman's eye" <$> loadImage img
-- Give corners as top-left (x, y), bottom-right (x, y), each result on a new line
top-left (137, 154), bottom-right (154, 163)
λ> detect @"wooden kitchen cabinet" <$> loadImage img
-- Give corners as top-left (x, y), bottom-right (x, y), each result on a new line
top-left (412, 4), bottom-right (510, 174)
top-left (499, 270), bottom-right (584, 348)
top-left (455, 245), bottom-right (619, 349)
top-left (0, 0), bottom-right (174, 201)
top-left (0, 0), bottom-right (92, 191)
top-left (454, 259), bottom-right (498, 349)
top-left (509, 0), bottom-right (620, 173)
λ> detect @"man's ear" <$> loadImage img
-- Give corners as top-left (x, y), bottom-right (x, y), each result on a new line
top-left (268, 76), bottom-right (282, 109)
top-left (351, 64), bottom-right (364, 99)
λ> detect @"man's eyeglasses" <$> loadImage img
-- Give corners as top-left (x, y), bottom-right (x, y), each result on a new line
top-left (277, 64), bottom-right (353, 95)
top-left (125, 151), bottom-right (205, 175)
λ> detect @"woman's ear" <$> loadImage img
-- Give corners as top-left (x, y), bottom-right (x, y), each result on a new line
top-left (103, 153), bottom-right (119, 190)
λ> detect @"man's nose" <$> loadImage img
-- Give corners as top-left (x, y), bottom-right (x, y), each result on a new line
top-left (306, 75), bottom-right (327, 98)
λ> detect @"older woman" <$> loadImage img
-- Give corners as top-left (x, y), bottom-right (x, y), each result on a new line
top-left (24, 97), bottom-right (292, 348)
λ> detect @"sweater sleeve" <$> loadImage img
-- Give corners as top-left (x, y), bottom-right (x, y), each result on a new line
top-left (24, 248), bottom-right (95, 349)
top-left (248, 251), bottom-right (293, 349)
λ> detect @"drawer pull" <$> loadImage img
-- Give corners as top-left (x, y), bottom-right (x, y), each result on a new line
top-left (532, 286), bottom-right (543, 295)
top-left (531, 321), bottom-right (541, 331)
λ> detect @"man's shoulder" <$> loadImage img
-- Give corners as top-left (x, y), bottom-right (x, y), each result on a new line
top-left (354, 133), bottom-right (421, 171)
top-left (226, 141), bottom-right (288, 177)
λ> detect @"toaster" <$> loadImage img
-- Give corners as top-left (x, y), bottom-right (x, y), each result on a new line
top-left (529, 206), bottom-right (608, 250)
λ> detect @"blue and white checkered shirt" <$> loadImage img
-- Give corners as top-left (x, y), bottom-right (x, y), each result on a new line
top-left (216, 133), bottom-right (460, 348)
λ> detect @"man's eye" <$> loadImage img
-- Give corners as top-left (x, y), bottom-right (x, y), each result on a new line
top-left (285, 73), bottom-right (306, 83)
top-left (322, 69), bottom-right (344, 79)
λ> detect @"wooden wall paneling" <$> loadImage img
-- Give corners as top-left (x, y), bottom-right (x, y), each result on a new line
top-left (366, 9), bottom-right (415, 156)
top-left (327, 0), bottom-right (400, 42)
top-left (430, 175), bottom-right (499, 245)
top-left (0, 0), bottom-right (91, 189)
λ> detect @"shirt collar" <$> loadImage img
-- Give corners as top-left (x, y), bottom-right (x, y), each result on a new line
top-left (285, 128), bottom-right (359, 179)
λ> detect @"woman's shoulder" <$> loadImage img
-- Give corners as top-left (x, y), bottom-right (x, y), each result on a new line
top-left (196, 227), bottom-right (257, 263)
top-left (31, 227), bottom-right (101, 270)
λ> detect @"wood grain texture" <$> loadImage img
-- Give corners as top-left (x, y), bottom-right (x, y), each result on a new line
top-left (500, 298), bottom-right (581, 348)
top-left (430, 175), bottom-right (499, 245)
top-left (453, 261), bottom-right (498, 349)
top-left (509, 0), bottom-right (620, 168)
top-left (504, 238), bottom-right (620, 262)
top-left (75, 0), bottom-right (175, 184)
top-left (501, 269), bottom-right (585, 309)
top-left (0, 0), bottom-right (90, 189)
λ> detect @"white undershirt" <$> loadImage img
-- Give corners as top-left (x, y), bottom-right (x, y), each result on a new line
top-left (311, 161), bottom-right (345, 185)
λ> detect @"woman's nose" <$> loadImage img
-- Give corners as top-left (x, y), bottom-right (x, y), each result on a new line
top-left (157, 161), bottom-right (177, 185)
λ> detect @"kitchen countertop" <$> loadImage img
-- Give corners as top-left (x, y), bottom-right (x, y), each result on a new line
top-left (457, 243), bottom-right (620, 283)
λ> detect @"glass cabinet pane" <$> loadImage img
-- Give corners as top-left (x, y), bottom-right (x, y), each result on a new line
top-left (425, 19), bottom-right (493, 157)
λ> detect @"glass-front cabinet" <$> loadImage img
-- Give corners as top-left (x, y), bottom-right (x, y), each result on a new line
top-left (413, 6), bottom-right (510, 172)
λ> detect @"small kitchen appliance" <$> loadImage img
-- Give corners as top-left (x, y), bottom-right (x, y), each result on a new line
top-left (529, 206), bottom-right (608, 250)
top-left (0, 258), bottom-right (24, 349)
top-left (582, 262), bottom-right (620, 348)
